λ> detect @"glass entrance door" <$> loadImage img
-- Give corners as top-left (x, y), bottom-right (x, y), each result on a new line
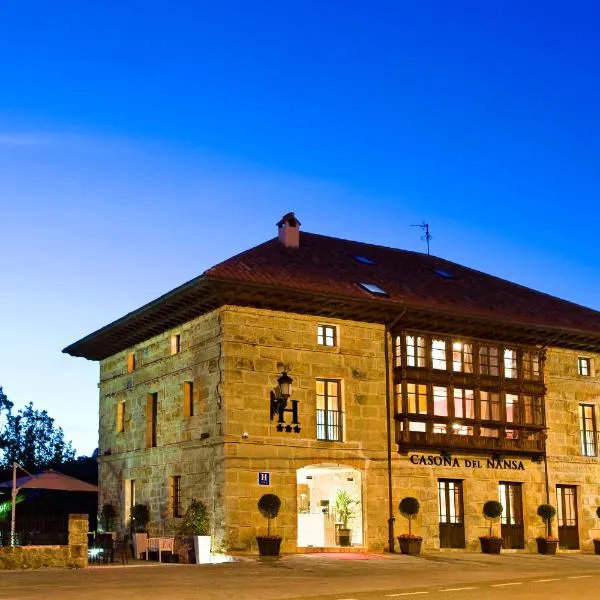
top-left (557, 485), bottom-right (579, 549)
top-left (438, 479), bottom-right (465, 548)
top-left (499, 482), bottom-right (524, 549)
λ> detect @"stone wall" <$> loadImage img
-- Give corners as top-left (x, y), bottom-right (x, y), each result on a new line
top-left (0, 514), bottom-right (88, 570)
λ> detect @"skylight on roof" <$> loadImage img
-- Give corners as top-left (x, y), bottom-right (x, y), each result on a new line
top-left (354, 255), bottom-right (376, 265)
top-left (358, 282), bottom-right (387, 295)
top-left (434, 269), bottom-right (455, 280)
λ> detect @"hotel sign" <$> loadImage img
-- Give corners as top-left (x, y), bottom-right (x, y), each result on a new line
top-left (409, 454), bottom-right (525, 470)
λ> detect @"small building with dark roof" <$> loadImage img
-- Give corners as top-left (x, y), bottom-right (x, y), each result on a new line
top-left (65, 213), bottom-right (600, 554)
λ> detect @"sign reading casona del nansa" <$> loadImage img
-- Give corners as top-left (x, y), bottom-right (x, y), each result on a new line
top-left (409, 454), bottom-right (526, 470)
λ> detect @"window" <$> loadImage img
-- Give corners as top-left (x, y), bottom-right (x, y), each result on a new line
top-left (407, 383), bottom-right (428, 414)
top-left (453, 388), bottom-right (474, 419)
top-left (171, 334), bottom-right (181, 355)
top-left (127, 352), bottom-right (136, 373)
top-left (434, 269), bottom-right (455, 280)
top-left (579, 404), bottom-right (597, 457)
top-left (578, 357), bottom-right (591, 377)
top-left (451, 423), bottom-right (473, 436)
top-left (358, 282), bottom-right (387, 295)
top-left (433, 386), bottom-right (448, 416)
top-left (504, 348), bottom-right (518, 378)
top-left (406, 335), bottom-right (426, 367)
top-left (480, 391), bottom-right (501, 421)
top-left (523, 395), bottom-right (543, 425)
top-left (316, 379), bottom-right (343, 441)
top-left (146, 393), bottom-right (158, 448)
top-left (124, 479), bottom-right (136, 524)
top-left (479, 345), bottom-right (500, 376)
top-left (394, 336), bottom-right (402, 367)
top-left (522, 351), bottom-right (541, 380)
top-left (170, 476), bottom-right (182, 518)
top-left (116, 400), bottom-right (125, 433)
top-left (317, 324), bottom-right (337, 347)
top-left (452, 342), bottom-right (473, 373)
top-left (183, 381), bottom-right (194, 418)
top-left (354, 255), bottom-right (376, 265)
top-left (505, 393), bottom-right (520, 423)
top-left (431, 339), bottom-right (447, 370)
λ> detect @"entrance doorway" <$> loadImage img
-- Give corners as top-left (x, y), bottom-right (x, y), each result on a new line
top-left (499, 482), bottom-right (524, 549)
top-left (296, 465), bottom-right (363, 548)
top-left (557, 485), bottom-right (579, 549)
top-left (438, 479), bottom-right (465, 548)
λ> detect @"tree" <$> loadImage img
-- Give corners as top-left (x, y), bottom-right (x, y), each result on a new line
top-left (0, 396), bottom-right (75, 472)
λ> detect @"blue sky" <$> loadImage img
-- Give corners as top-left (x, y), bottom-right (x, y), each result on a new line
top-left (1, 1), bottom-right (599, 455)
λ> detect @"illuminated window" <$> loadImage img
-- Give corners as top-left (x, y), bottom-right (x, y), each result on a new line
top-left (394, 336), bottom-right (402, 367)
top-left (451, 423), bottom-right (473, 436)
top-left (183, 381), bottom-right (194, 418)
top-left (452, 342), bottom-right (473, 373)
top-left (407, 383), bottom-right (428, 414)
top-left (171, 334), bottom-right (181, 355)
top-left (432, 339), bottom-right (447, 370)
top-left (523, 395), bottom-right (543, 425)
top-left (579, 404), bottom-right (597, 457)
top-left (316, 379), bottom-right (343, 441)
top-left (433, 386), bottom-right (448, 416)
top-left (480, 427), bottom-right (499, 438)
top-left (116, 400), bottom-right (125, 433)
top-left (505, 393), bottom-right (520, 423)
top-left (480, 391), bottom-right (501, 421)
top-left (453, 388), bottom-right (474, 419)
top-left (432, 423), bottom-right (447, 434)
top-left (170, 476), bottom-right (182, 518)
top-left (127, 352), bottom-right (136, 373)
top-left (317, 324), bottom-right (337, 347)
top-left (578, 357), bottom-right (591, 377)
top-left (479, 345), bottom-right (499, 376)
top-left (504, 348), bottom-right (518, 378)
top-left (522, 351), bottom-right (541, 380)
top-left (406, 335), bottom-right (426, 367)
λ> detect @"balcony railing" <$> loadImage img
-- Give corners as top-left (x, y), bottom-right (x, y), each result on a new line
top-left (316, 409), bottom-right (344, 442)
top-left (580, 431), bottom-right (599, 457)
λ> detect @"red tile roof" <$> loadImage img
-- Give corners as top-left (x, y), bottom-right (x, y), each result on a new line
top-left (64, 230), bottom-right (600, 360)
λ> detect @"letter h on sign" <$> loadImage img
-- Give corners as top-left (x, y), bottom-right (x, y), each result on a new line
top-left (270, 391), bottom-right (299, 424)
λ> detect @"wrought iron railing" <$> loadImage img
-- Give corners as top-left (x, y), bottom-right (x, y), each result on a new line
top-left (316, 409), bottom-right (344, 442)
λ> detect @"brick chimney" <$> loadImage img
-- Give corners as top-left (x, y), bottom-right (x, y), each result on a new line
top-left (277, 212), bottom-right (301, 248)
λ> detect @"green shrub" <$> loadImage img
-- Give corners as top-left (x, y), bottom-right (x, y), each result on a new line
top-left (99, 503), bottom-right (117, 532)
top-left (177, 499), bottom-right (209, 536)
top-left (399, 497), bottom-right (420, 536)
top-left (482, 500), bottom-right (503, 537)
top-left (130, 503), bottom-right (150, 533)
top-left (537, 504), bottom-right (556, 538)
top-left (258, 494), bottom-right (281, 537)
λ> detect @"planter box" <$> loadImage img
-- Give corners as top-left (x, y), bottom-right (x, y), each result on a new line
top-left (256, 536), bottom-right (282, 556)
top-left (398, 537), bottom-right (422, 555)
top-left (594, 539), bottom-right (600, 555)
top-left (536, 538), bottom-right (558, 555)
top-left (480, 537), bottom-right (502, 554)
top-left (338, 528), bottom-right (351, 547)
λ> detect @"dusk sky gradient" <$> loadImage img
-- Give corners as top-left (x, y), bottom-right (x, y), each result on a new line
top-left (1, 1), bottom-right (599, 455)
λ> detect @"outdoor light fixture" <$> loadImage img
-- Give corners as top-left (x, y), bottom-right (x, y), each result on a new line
top-left (270, 371), bottom-right (301, 432)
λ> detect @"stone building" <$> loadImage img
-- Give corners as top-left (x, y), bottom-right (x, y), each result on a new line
top-left (64, 213), bottom-right (600, 553)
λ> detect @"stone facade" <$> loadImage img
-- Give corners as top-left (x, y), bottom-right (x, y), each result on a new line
top-left (97, 306), bottom-right (600, 554)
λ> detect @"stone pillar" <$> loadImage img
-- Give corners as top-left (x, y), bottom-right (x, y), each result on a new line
top-left (68, 513), bottom-right (89, 568)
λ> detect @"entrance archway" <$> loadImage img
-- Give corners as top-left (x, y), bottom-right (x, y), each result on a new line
top-left (296, 465), bottom-right (363, 548)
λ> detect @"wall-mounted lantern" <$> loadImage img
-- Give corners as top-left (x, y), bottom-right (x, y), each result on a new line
top-left (270, 371), bottom-right (300, 433)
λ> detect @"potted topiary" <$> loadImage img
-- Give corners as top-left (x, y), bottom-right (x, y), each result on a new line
top-left (178, 498), bottom-right (211, 564)
top-left (334, 489), bottom-right (360, 547)
top-left (480, 500), bottom-right (503, 553)
top-left (594, 507), bottom-right (600, 555)
top-left (256, 493), bottom-right (282, 556)
top-left (536, 504), bottom-right (558, 554)
top-left (130, 503), bottom-right (150, 559)
top-left (99, 502), bottom-right (117, 533)
top-left (397, 497), bottom-right (422, 555)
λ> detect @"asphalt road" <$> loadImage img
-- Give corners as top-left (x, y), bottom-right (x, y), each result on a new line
top-left (1, 552), bottom-right (599, 600)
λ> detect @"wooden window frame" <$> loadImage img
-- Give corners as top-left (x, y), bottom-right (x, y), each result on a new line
top-left (579, 404), bottom-right (597, 457)
top-left (116, 400), bottom-right (125, 433)
top-left (183, 381), bottom-right (194, 418)
top-left (127, 352), bottom-right (136, 373)
top-left (170, 475), bottom-right (182, 518)
top-left (578, 357), bottom-right (591, 377)
top-left (171, 334), bottom-right (181, 355)
top-left (146, 392), bottom-right (158, 448)
top-left (316, 379), bottom-right (343, 441)
top-left (317, 324), bottom-right (337, 347)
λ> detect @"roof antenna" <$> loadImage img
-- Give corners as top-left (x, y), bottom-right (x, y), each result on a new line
top-left (411, 222), bottom-right (432, 255)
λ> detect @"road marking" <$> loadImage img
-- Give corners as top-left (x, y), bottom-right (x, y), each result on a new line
top-left (439, 587), bottom-right (477, 592)
top-left (567, 575), bottom-right (593, 579)
top-left (534, 578), bottom-right (560, 582)
top-left (491, 582), bottom-right (523, 587)
top-left (385, 593), bottom-right (429, 597)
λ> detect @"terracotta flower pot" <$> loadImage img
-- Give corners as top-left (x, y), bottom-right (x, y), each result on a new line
top-left (536, 538), bottom-right (558, 555)
top-left (256, 536), bottom-right (282, 556)
top-left (398, 537), bottom-right (422, 555)
top-left (480, 537), bottom-right (502, 554)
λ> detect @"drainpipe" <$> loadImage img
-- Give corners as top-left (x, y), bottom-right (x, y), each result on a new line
top-left (384, 309), bottom-right (407, 553)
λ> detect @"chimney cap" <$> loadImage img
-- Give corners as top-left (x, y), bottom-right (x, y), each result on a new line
top-left (277, 212), bottom-right (301, 228)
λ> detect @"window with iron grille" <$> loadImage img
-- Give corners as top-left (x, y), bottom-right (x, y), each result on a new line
top-left (317, 324), bottom-right (337, 347)
top-left (579, 404), bottom-right (597, 457)
top-left (170, 476), bottom-right (182, 518)
top-left (316, 379), bottom-right (343, 441)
